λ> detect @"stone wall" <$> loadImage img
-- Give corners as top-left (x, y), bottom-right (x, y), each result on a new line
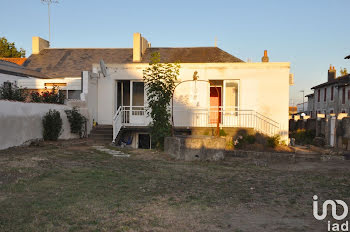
top-left (164, 136), bottom-right (226, 161)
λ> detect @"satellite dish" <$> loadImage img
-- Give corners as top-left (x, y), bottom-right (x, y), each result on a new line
top-left (100, 59), bottom-right (107, 77)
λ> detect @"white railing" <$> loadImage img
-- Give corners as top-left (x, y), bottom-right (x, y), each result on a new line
top-left (112, 106), bottom-right (123, 143)
top-left (112, 106), bottom-right (280, 141)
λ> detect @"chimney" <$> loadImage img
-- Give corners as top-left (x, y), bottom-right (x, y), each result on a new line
top-left (32, 36), bottom-right (49, 55)
top-left (133, 33), bottom-right (150, 62)
top-left (261, 50), bottom-right (269, 62)
top-left (328, 65), bottom-right (336, 82)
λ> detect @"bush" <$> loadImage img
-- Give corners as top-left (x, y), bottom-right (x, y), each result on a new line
top-left (65, 107), bottom-right (86, 137)
top-left (267, 135), bottom-right (280, 148)
top-left (0, 81), bottom-right (26, 101)
top-left (219, 129), bottom-right (227, 136)
top-left (41, 86), bottom-right (65, 104)
top-left (30, 91), bottom-right (41, 102)
top-left (290, 129), bottom-right (315, 145)
top-left (233, 134), bottom-right (256, 149)
top-left (42, 110), bottom-right (62, 141)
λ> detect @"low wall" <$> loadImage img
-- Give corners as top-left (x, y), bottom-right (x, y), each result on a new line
top-left (164, 136), bottom-right (226, 161)
top-left (0, 100), bottom-right (88, 150)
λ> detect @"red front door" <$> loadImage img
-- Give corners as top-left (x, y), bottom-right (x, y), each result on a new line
top-left (209, 87), bottom-right (222, 124)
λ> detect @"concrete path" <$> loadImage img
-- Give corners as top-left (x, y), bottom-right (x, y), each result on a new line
top-left (92, 146), bottom-right (130, 157)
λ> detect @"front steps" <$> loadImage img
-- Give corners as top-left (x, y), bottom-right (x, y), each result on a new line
top-left (89, 125), bottom-right (113, 143)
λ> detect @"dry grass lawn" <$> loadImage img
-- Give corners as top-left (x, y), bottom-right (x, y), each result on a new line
top-left (0, 139), bottom-right (349, 232)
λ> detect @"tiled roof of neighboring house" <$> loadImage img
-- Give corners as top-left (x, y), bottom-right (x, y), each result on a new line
top-left (311, 74), bottom-right (350, 89)
top-left (305, 93), bottom-right (314, 97)
top-left (0, 60), bottom-right (49, 79)
top-left (23, 47), bottom-right (243, 78)
top-left (0, 57), bottom-right (27, 65)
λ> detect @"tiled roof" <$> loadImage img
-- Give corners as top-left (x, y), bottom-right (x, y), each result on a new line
top-left (0, 58), bottom-right (27, 65)
top-left (0, 60), bottom-right (48, 78)
top-left (23, 47), bottom-right (243, 78)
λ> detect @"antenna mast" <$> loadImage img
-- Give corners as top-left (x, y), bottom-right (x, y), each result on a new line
top-left (41, 0), bottom-right (59, 43)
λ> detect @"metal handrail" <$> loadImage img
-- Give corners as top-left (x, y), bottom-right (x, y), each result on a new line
top-left (114, 106), bottom-right (280, 137)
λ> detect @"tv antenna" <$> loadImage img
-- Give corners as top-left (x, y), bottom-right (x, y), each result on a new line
top-left (41, 0), bottom-right (59, 43)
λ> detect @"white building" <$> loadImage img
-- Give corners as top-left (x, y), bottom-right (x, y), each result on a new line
top-left (23, 34), bottom-right (291, 148)
top-left (0, 59), bottom-right (48, 86)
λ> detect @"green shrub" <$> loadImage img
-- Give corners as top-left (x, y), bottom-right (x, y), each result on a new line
top-left (267, 135), bottom-right (280, 148)
top-left (0, 81), bottom-right (26, 101)
top-left (65, 107), bottom-right (86, 137)
top-left (290, 129), bottom-right (315, 145)
top-left (42, 110), bottom-right (62, 141)
top-left (246, 135), bottom-right (256, 144)
top-left (41, 86), bottom-right (65, 104)
top-left (30, 91), bottom-right (41, 102)
top-left (219, 129), bottom-right (227, 136)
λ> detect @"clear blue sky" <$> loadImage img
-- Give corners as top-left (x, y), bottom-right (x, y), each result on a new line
top-left (1, 0), bottom-right (349, 104)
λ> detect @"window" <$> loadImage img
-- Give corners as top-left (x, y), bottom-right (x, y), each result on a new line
top-left (331, 86), bottom-right (334, 101)
top-left (330, 109), bottom-right (334, 114)
top-left (348, 89), bottom-right (350, 100)
top-left (343, 87), bottom-right (346, 104)
top-left (318, 89), bottom-right (320, 102)
top-left (324, 88), bottom-right (327, 102)
top-left (224, 80), bottom-right (239, 109)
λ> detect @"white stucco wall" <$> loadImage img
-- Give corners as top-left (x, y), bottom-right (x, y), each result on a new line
top-left (17, 77), bottom-right (81, 90)
top-left (0, 100), bottom-right (80, 150)
top-left (90, 62), bottom-right (290, 138)
top-left (0, 73), bottom-right (25, 85)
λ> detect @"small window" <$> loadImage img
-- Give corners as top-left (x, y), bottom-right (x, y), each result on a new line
top-left (318, 89), bottom-right (320, 102)
top-left (324, 88), bottom-right (327, 102)
top-left (331, 86), bottom-right (334, 101)
top-left (343, 88), bottom-right (346, 104)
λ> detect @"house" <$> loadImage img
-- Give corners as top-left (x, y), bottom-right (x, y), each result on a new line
top-left (17, 37), bottom-right (82, 99)
top-left (0, 58), bottom-right (27, 65)
top-left (19, 34), bottom-right (290, 148)
top-left (0, 59), bottom-right (48, 86)
top-left (307, 65), bottom-right (350, 117)
top-left (81, 33), bottom-right (291, 147)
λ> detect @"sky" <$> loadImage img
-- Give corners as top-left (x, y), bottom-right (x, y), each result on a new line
top-left (1, 0), bottom-right (349, 105)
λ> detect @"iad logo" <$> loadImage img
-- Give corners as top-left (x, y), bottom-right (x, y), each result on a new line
top-left (313, 195), bottom-right (349, 231)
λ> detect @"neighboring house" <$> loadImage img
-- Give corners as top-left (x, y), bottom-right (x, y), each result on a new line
top-left (17, 37), bottom-right (82, 99)
top-left (0, 59), bottom-right (48, 86)
top-left (80, 33), bottom-right (291, 148)
top-left (0, 58), bottom-right (27, 65)
top-left (297, 102), bottom-right (308, 114)
top-left (306, 93), bottom-right (314, 117)
top-left (307, 65), bottom-right (350, 117)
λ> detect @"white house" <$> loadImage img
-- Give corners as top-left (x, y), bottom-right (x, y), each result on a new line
top-left (17, 37), bottom-right (82, 99)
top-left (22, 34), bottom-right (290, 148)
top-left (81, 33), bottom-right (291, 148)
top-left (0, 59), bottom-right (48, 86)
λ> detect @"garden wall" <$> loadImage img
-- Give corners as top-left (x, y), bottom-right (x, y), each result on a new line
top-left (0, 100), bottom-right (89, 150)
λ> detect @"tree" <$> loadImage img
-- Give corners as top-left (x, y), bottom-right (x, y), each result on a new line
top-left (0, 37), bottom-right (26, 58)
top-left (143, 52), bottom-right (180, 149)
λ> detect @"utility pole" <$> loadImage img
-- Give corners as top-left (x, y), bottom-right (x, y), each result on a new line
top-left (41, 0), bottom-right (59, 43)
